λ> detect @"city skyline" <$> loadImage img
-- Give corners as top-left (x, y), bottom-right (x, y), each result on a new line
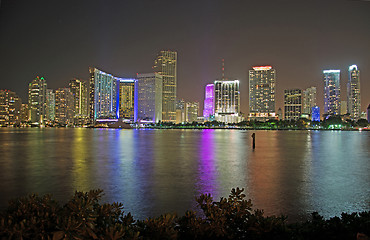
top-left (0, 1), bottom-right (369, 114)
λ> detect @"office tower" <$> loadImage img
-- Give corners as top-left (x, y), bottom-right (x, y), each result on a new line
top-left (312, 106), bottom-right (320, 122)
top-left (303, 87), bottom-right (317, 115)
top-left (340, 100), bottom-right (348, 115)
top-left (284, 89), bottom-right (302, 120)
top-left (323, 70), bottom-right (340, 116)
top-left (277, 107), bottom-right (283, 121)
top-left (137, 73), bottom-right (163, 123)
top-left (367, 104), bottom-right (370, 123)
top-left (20, 103), bottom-right (29, 122)
top-left (176, 99), bottom-right (185, 123)
top-left (28, 76), bottom-right (47, 123)
top-left (46, 89), bottom-right (55, 121)
top-left (249, 66), bottom-right (276, 120)
top-left (118, 78), bottom-right (137, 121)
top-left (153, 50), bottom-right (177, 122)
top-left (347, 65), bottom-right (361, 120)
top-left (69, 79), bottom-right (88, 119)
top-left (203, 84), bottom-right (215, 120)
top-left (89, 67), bottom-right (118, 121)
top-left (55, 88), bottom-right (74, 125)
top-left (214, 80), bottom-right (241, 123)
top-left (185, 102), bottom-right (199, 122)
top-left (0, 90), bottom-right (21, 127)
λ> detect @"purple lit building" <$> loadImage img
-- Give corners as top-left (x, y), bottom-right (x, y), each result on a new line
top-left (203, 84), bottom-right (214, 120)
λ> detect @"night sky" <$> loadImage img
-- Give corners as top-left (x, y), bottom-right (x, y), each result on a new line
top-left (1, 0), bottom-right (369, 115)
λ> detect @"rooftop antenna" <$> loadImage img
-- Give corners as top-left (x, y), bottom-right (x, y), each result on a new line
top-left (222, 58), bottom-right (225, 80)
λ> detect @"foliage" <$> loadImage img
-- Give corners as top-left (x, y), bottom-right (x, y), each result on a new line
top-left (0, 188), bottom-right (369, 239)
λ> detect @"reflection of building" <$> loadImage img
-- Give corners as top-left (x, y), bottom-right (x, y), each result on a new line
top-left (214, 80), bottom-right (241, 123)
top-left (137, 73), bottom-right (162, 123)
top-left (28, 76), bottom-right (47, 123)
top-left (118, 78), bottom-right (137, 121)
top-left (55, 88), bottom-right (74, 125)
top-left (323, 70), bottom-right (340, 116)
top-left (153, 50), bottom-right (177, 122)
top-left (69, 79), bottom-right (88, 119)
top-left (89, 68), bottom-right (118, 121)
top-left (303, 87), bottom-right (316, 115)
top-left (0, 90), bottom-right (21, 126)
top-left (347, 65), bottom-right (361, 120)
top-left (312, 106), bottom-right (320, 122)
top-left (203, 84), bottom-right (215, 120)
top-left (284, 89), bottom-right (302, 120)
top-left (46, 89), bottom-right (55, 121)
top-left (249, 66), bottom-right (276, 121)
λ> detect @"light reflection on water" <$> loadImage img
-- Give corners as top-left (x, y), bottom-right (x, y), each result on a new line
top-left (0, 128), bottom-right (369, 221)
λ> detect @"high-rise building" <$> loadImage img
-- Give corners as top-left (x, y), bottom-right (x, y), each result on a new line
top-left (46, 89), bottom-right (55, 121)
top-left (55, 88), bottom-right (74, 125)
top-left (20, 103), bottom-right (29, 122)
top-left (0, 90), bottom-right (21, 127)
top-left (367, 104), bottom-right (370, 123)
top-left (28, 76), bottom-right (47, 124)
top-left (153, 50), bottom-right (177, 122)
top-left (277, 107), bottom-right (283, 121)
top-left (323, 70), bottom-right (340, 116)
top-left (176, 99), bottom-right (185, 123)
top-left (69, 78), bottom-right (88, 119)
top-left (185, 102), bottom-right (199, 123)
top-left (347, 65), bottom-right (361, 120)
top-left (284, 89), bottom-right (302, 120)
top-left (214, 80), bottom-right (241, 123)
top-left (118, 78), bottom-right (137, 121)
top-left (137, 73), bottom-right (163, 123)
top-left (249, 66), bottom-right (276, 121)
top-left (203, 84), bottom-right (215, 120)
top-left (340, 100), bottom-right (348, 115)
top-left (303, 87), bottom-right (317, 115)
top-left (89, 67), bottom-right (118, 121)
top-left (312, 106), bottom-right (320, 122)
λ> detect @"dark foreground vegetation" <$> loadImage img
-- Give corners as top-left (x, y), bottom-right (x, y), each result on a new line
top-left (0, 188), bottom-right (369, 240)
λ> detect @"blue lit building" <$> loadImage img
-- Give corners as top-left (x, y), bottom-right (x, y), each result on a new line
top-left (312, 106), bottom-right (320, 122)
top-left (89, 68), bottom-right (118, 121)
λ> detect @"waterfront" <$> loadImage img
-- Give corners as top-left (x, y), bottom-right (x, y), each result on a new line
top-left (0, 128), bottom-right (369, 221)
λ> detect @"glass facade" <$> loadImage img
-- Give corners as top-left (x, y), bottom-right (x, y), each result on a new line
top-left (46, 89), bottom-right (55, 121)
top-left (118, 78), bottom-right (137, 121)
top-left (347, 65), bottom-right (361, 120)
top-left (323, 70), bottom-right (340, 116)
top-left (55, 88), bottom-right (74, 125)
top-left (312, 106), bottom-right (320, 122)
top-left (69, 78), bottom-right (88, 118)
top-left (203, 84), bottom-right (214, 119)
top-left (303, 87), bottom-right (317, 115)
top-left (0, 90), bottom-right (21, 126)
top-left (28, 76), bottom-right (47, 123)
top-left (284, 89), bottom-right (302, 120)
top-left (214, 80), bottom-right (241, 123)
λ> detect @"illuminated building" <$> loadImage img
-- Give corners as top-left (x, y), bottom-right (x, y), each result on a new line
top-left (185, 102), bottom-right (199, 123)
top-left (312, 106), bottom-right (320, 122)
top-left (214, 80), bottom-right (241, 123)
top-left (340, 100), bottom-right (347, 115)
top-left (302, 87), bottom-right (316, 115)
top-left (118, 78), bottom-right (137, 121)
top-left (249, 66), bottom-right (276, 121)
top-left (277, 107), bottom-right (283, 121)
top-left (153, 50), bottom-right (177, 122)
top-left (323, 70), bottom-right (340, 116)
top-left (28, 76), bottom-right (47, 124)
top-left (20, 103), bottom-right (29, 122)
top-left (0, 90), bottom-right (21, 127)
top-left (347, 65), bottom-right (361, 120)
top-left (46, 89), bottom-right (55, 121)
top-left (284, 89), bottom-right (302, 120)
top-left (69, 79), bottom-right (88, 120)
top-left (367, 104), bottom-right (370, 123)
top-left (203, 84), bottom-right (214, 120)
top-left (55, 88), bottom-right (74, 125)
top-left (137, 73), bottom-right (162, 123)
top-left (89, 67), bottom-right (118, 121)
top-left (176, 99), bottom-right (185, 123)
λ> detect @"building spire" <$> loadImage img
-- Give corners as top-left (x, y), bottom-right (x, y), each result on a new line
top-left (222, 58), bottom-right (225, 80)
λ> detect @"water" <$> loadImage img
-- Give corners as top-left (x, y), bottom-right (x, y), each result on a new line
top-left (0, 128), bottom-right (369, 222)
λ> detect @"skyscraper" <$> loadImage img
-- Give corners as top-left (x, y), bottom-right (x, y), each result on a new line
top-left (89, 67), bottom-right (118, 121)
top-left (214, 80), bottom-right (241, 123)
top-left (323, 70), bottom-right (340, 116)
top-left (312, 106), bottom-right (321, 122)
top-left (203, 84), bottom-right (215, 120)
top-left (118, 78), bottom-right (137, 121)
top-left (249, 66), bottom-right (276, 121)
top-left (284, 89), bottom-right (302, 120)
top-left (185, 102), bottom-right (199, 123)
top-left (55, 88), bottom-right (74, 125)
top-left (28, 76), bottom-right (47, 124)
top-left (302, 87), bottom-right (317, 115)
top-left (153, 50), bottom-right (177, 122)
top-left (69, 78), bottom-right (88, 119)
top-left (367, 104), bottom-right (370, 123)
top-left (45, 89), bottom-right (55, 121)
top-left (0, 90), bottom-right (21, 127)
top-left (137, 73), bottom-right (163, 123)
top-left (347, 65), bottom-right (361, 120)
